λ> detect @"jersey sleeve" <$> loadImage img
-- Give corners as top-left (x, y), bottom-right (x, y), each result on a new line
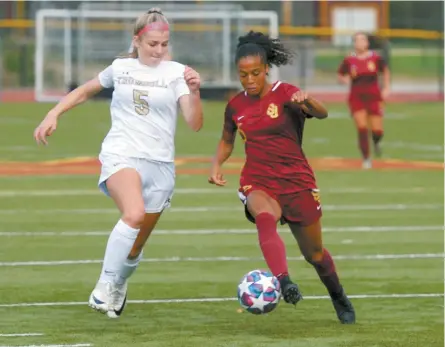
top-left (98, 65), bottom-right (114, 88)
top-left (337, 58), bottom-right (349, 75)
top-left (223, 103), bottom-right (237, 134)
top-left (172, 68), bottom-right (191, 101)
top-left (281, 83), bottom-right (312, 119)
top-left (282, 83), bottom-right (300, 97)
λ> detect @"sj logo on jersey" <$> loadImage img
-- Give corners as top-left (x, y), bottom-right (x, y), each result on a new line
top-left (242, 185), bottom-right (252, 192)
top-left (367, 61), bottom-right (376, 72)
top-left (311, 189), bottom-right (321, 203)
top-left (267, 103), bottom-right (279, 118)
top-left (350, 65), bottom-right (357, 77)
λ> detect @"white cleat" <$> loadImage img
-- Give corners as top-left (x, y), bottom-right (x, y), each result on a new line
top-left (106, 281), bottom-right (128, 319)
top-left (88, 282), bottom-right (111, 314)
top-left (362, 159), bottom-right (372, 170)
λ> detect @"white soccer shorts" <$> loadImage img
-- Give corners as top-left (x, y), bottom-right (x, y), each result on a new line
top-left (98, 153), bottom-right (175, 213)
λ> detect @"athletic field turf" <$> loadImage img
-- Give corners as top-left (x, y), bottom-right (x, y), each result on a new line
top-left (0, 101), bottom-right (443, 347)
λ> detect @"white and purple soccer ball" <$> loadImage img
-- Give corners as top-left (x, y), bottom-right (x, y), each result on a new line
top-left (237, 269), bottom-right (281, 314)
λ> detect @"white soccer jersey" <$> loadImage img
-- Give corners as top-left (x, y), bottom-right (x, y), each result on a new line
top-left (97, 58), bottom-right (190, 162)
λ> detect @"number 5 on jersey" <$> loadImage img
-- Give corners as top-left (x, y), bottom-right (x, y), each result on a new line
top-left (133, 89), bottom-right (149, 116)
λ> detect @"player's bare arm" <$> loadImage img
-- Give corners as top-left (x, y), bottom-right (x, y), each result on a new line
top-left (179, 66), bottom-right (203, 131)
top-left (337, 73), bottom-right (350, 85)
top-left (381, 66), bottom-right (391, 100)
top-left (34, 77), bottom-right (104, 145)
top-left (208, 128), bottom-right (236, 186)
top-left (337, 58), bottom-right (350, 85)
top-left (48, 77), bottom-right (104, 119)
top-left (290, 91), bottom-right (328, 119)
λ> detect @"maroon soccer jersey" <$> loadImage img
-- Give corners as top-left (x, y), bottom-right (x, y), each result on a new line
top-left (223, 81), bottom-right (317, 194)
top-left (337, 51), bottom-right (386, 100)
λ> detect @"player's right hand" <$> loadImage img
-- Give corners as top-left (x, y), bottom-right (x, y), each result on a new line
top-left (33, 113), bottom-right (58, 146)
top-left (381, 87), bottom-right (390, 101)
top-left (208, 167), bottom-right (227, 186)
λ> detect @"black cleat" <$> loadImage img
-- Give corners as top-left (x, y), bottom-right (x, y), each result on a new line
top-left (374, 142), bottom-right (382, 158)
top-left (331, 288), bottom-right (356, 324)
top-left (281, 282), bottom-right (303, 306)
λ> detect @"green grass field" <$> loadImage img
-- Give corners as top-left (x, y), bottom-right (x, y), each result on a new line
top-left (0, 100), bottom-right (443, 347)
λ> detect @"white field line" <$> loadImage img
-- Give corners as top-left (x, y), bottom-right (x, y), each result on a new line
top-left (0, 204), bottom-right (441, 215)
top-left (0, 293), bottom-right (442, 309)
top-left (0, 334), bottom-right (43, 337)
top-left (0, 225), bottom-right (442, 237)
top-left (328, 112), bottom-right (407, 119)
top-left (384, 141), bottom-right (444, 152)
top-left (0, 345), bottom-right (92, 347)
top-left (0, 253), bottom-right (443, 267)
top-left (0, 175), bottom-right (96, 180)
top-left (0, 187), bottom-right (437, 197)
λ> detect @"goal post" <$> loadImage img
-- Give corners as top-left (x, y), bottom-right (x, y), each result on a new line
top-left (35, 9), bottom-right (73, 103)
top-left (34, 8), bottom-right (279, 102)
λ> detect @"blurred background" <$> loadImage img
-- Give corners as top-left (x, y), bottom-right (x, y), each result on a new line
top-left (0, 2), bottom-right (443, 345)
top-left (0, 0), bottom-right (443, 101)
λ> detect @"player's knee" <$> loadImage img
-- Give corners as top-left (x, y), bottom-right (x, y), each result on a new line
top-left (252, 208), bottom-right (280, 221)
top-left (303, 248), bottom-right (324, 265)
top-left (128, 248), bottom-right (142, 260)
top-left (353, 113), bottom-right (367, 128)
top-left (121, 208), bottom-right (145, 229)
top-left (247, 192), bottom-right (281, 220)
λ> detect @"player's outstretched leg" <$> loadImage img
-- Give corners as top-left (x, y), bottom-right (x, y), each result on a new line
top-left (372, 130), bottom-right (383, 157)
top-left (89, 218), bottom-right (139, 317)
top-left (352, 110), bottom-right (372, 169)
top-left (370, 115), bottom-right (384, 158)
top-left (246, 190), bottom-right (302, 306)
top-left (358, 127), bottom-right (371, 168)
top-left (107, 211), bottom-right (162, 318)
top-left (289, 220), bottom-right (355, 323)
top-left (89, 168), bottom-right (145, 318)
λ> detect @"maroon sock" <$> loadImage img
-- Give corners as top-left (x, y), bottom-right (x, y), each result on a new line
top-left (311, 249), bottom-right (342, 298)
top-left (372, 129), bottom-right (384, 146)
top-left (255, 212), bottom-right (288, 278)
top-left (358, 128), bottom-right (370, 159)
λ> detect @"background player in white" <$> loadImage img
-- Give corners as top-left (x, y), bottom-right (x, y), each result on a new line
top-left (33, 8), bottom-right (203, 318)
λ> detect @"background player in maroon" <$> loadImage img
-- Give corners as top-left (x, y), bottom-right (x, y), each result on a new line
top-left (208, 31), bottom-right (355, 324)
top-left (338, 32), bottom-right (391, 169)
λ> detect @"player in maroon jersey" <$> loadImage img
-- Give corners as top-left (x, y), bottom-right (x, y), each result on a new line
top-left (208, 31), bottom-right (355, 324)
top-left (338, 32), bottom-right (391, 169)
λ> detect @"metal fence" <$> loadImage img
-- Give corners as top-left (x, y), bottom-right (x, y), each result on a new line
top-left (0, 0), bottom-right (443, 96)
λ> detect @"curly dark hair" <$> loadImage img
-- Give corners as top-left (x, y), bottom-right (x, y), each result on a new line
top-left (354, 31), bottom-right (386, 50)
top-left (235, 31), bottom-right (294, 67)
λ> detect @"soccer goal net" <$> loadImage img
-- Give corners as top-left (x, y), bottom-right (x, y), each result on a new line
top-left (34, 8), bottom-right (279, 102)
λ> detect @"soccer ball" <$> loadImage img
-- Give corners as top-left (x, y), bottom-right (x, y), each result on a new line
top-left (237, 269), bottom-right (281, 315)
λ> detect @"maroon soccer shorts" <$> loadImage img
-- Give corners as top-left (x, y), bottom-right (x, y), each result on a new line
top-left (237, 184), bottom-right (322, 226)
top-left (349, 96), bottom-right (383, 116)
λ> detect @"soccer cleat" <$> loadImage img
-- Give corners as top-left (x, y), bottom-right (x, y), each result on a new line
top-left (88, 282), bottom-right (111, 314)
top-left (374, 142), bottom-right (382, 158)
top-left (362, 158), bottom-right (372, 169)
top-left (331, 288), bottom-right (356, 324)
top-left (106, 281), bottom-right (128, 319)
top-left (279, 276), bottom-right (303, 306)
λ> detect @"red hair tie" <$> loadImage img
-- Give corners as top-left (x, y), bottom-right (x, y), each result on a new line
top-left (137, 22), bottom-right (169, 36)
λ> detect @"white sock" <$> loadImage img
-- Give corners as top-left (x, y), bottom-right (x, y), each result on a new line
top-left (98, 219), bottom-right (139, 284)
top-left (115, 251), bottom-right (143, 285)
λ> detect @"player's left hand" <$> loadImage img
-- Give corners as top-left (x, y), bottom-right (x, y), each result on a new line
top-left (33, 112), bottom-right (58, 146)
top-left (291, 90), bottom-right (312, 114)
top-left (381, 88), bottom-right (390, 101)
top-left (290, 90), bottom-right (309, 104)
top-left (184, 66), bottom-right (201, 92)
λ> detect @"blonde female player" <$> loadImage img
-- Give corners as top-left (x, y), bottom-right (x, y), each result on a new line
top-left (33, 8), bottom-right (203, 318)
